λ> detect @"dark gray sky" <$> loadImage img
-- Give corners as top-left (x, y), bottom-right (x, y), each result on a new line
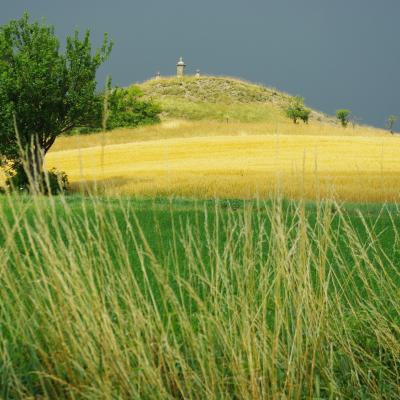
top-left (2, 0), bottom-right (400, 127)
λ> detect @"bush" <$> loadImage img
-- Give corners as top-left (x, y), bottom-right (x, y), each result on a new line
top-left (336, 109), bottom-right (351, 127)
top-left (285, 97), bottom-right (311, 124)
top-left (107, 86), bottom-right (161, 129)
top-left (5, 164), bottom-right (69, 194)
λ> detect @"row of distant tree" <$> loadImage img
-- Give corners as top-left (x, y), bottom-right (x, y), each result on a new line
top-left (285, 98), bottom-right (398, 133)
top-left (335, 110), bottom-right (398, 133)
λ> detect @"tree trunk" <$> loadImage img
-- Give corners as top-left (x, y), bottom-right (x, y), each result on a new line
top-left (26, 143), bottom-right (45, 194)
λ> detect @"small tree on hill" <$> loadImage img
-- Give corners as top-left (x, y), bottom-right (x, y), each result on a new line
top-left (0, 13), bottom-right (112, 191)
top-left (387, 115), bottom-right (397, 134)
top-left (336, 109), bottom-right (351, 127)
top-left (285, 97), bottom-right (311, 124)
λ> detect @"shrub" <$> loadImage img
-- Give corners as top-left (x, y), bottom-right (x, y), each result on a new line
top-left (5, 164), bottom-right (69, 194)
top-left (336, 109), bottom-right (351, 127)
top-left (107, 86), bottom-right (161, 129)
top-left (285, 97), bottom-right (311, 124)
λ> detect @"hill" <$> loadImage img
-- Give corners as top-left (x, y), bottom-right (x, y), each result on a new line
top-left (138, 75), bottom-right (334, 124)
top-left (3, 76), bottom-right (395, 201)
top-left (42, 73), bottom-right (393, 202)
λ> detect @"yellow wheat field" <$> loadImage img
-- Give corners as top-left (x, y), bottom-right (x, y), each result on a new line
top-left (45, 121), bottom-right (400, 202)
top-left (50, 120), bottom-right (389, 152)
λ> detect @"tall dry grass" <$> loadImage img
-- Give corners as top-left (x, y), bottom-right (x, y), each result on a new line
top-left (0, 193), bottom-right (399, 399)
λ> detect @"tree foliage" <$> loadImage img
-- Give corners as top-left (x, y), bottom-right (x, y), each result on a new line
top-left (106, 86), bottom-right (161, 130)
top-left (336, 109), bottom-right (351, 127)
top-left (285, 97), bottom-right (311, 124)
top-left (0, 13), bottom-right (112, 189)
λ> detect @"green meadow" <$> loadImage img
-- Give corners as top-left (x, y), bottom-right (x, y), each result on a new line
top-left (0, 194), bottom-right (399, 399)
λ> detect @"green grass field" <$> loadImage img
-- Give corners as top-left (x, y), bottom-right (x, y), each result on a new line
top-left (1, 194), bottom-right (399, 398)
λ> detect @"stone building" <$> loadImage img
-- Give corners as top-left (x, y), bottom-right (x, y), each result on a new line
top-left (155, 58), bottom-right (199, 79)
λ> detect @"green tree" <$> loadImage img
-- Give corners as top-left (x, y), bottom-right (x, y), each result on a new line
top-left (107, 86), bottom-right (161, 129)
top-left (285, 97), bottom-right (311, 124)
top-left (336, 109), bottom-right (351, 127)
top-left (387, 115), bottom-right (397, 134)
top-left (0, 13), bottom-right (112, 190)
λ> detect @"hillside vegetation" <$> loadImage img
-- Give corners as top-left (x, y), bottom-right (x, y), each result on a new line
top-left (139, 76), bottom-right (333, 123)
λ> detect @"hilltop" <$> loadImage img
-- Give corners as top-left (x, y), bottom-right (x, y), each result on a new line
top-left (138, 75), bottom-right (335, 124)
top-left (140, 75), bottom-right (288, 104)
